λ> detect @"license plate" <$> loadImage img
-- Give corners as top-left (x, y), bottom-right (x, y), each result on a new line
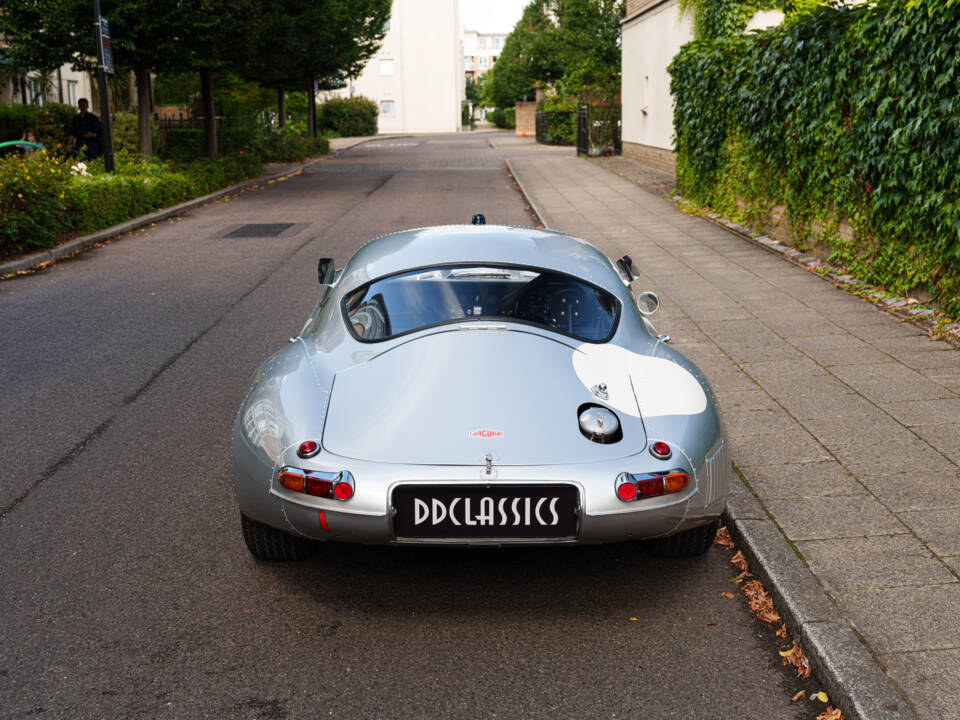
top-left (392, 485), bottom-right (579, 539)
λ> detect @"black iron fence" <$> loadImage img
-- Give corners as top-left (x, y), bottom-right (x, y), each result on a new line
top-left (576, 104), bottom-right (621, 157)
top-left (154, 115), bottom-right (257, 133)
top-left (535, 110), bottom-right (576, 146)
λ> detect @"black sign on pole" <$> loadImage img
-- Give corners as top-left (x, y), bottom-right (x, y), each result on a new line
top-left (92, 0), bottom-right (115, 172)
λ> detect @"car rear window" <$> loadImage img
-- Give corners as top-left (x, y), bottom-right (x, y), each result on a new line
top-left (342, 264), bottom-right (620, 342)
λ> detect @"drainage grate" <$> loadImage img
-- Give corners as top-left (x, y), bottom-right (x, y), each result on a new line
top-left (225, 223), bottom-right (295, 238)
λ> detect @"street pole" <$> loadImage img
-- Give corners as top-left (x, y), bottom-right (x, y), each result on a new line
top-left (92, 0), bottom-right (115, 172)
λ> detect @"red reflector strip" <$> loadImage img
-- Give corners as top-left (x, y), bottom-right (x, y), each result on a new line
top-left (638, 476), bottom-right (665, 498)
top-left (304, 475), bottom-right (335, 498)
top-left (318, 509), bottom-right (331, 532)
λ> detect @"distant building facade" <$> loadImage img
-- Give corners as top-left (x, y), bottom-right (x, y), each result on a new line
top-left (462, 29), bottom-right (507, 80)
top-left (337, 0), bottom-right (464, 134)
top-left (1, 62), bottom-right (93, 108)
top-left (621, 0), bottom-right (782, 170)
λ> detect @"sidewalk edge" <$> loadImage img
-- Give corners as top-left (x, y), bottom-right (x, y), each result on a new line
top-left (504, 158), bottom-right (550, 229)
top-left (724, 479), bottom-right (916, 720)
top-left (1, 154), bottom-right (331, 279)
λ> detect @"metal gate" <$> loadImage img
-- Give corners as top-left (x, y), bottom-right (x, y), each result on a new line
top-left (576, 104), bottom-right (621, 157)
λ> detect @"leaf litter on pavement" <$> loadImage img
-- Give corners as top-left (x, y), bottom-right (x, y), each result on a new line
top-left (713, 526), bottom-right (846, 720)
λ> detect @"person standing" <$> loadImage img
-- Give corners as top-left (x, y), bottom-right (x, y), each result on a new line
top-left (67, 98), bottom-right (101, 159)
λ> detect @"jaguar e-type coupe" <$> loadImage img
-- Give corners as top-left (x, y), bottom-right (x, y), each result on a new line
top-left (232, 222), bottom-right (729, 560)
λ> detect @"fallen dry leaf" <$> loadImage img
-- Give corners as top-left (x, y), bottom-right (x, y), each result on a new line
top-left (778, 643), bottom-right (798, 657)
top-left (815, 691), bottom-right (829, 703)
top-left (730, 570), bottom-right (752, 584)
top-left (791, 690), bottom-right (806, 702)
top-left (776, 623), bottom-right (788, 639)
top-left (815, 707), bottom-right (844, 720)
top-left (629, 617), bottom-right (638, 622)
top-left (721, 591), bottom-right (735, 599)
top-left (714, 526), bottom-right (734, 549)
top-left (731, 550), bottom-right (749, 571)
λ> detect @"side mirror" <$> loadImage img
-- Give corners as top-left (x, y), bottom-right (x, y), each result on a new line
top-left (318, 257), bottom-right (335, 286)
top-left (636, 290), bottom-right (660, 316)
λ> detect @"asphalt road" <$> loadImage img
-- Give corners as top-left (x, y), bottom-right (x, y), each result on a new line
top-left (0, 134), bottom-right (818, 718)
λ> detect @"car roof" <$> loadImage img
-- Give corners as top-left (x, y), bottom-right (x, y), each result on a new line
top-left (335, 225), bottom-right (627, 296)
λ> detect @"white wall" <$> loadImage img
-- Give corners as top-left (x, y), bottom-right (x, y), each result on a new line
top-left (621, 0), bottom-right (693, 152)
top-left (342, 0), bottom-right (463, 134)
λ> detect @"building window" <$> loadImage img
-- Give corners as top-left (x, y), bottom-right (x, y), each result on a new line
top-left (494, 36), bottom-right (505, 50)
top-left (478, 36), bottom-right (487, 49)
top-left (380, 100), bottom-right (394, 115)
top-left (29, 77), bottom-right (45, 105)
top-left (66, 80), bottom-right (78, 105)
top-left (479, 56), bottom-right (488, 70)
top-left (379, 59), bottom-right (394, 76)
top-left (383, 18), bottom-right (391, 32)
top-left (465, 57), bottom-right (475, 71)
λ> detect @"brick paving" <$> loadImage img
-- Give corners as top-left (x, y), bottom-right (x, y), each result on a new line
top-left (495, 136), bottom-right (960, 719)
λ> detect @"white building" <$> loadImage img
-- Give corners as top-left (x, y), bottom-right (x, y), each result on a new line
top-left (339, 0), bottom-right (464, 134)
top-left (1, 62), bottom-right (94, 109)
top-left (463, 29), bottom-right (507, 79)
top-left (621, 0), bottom-right (782, 170)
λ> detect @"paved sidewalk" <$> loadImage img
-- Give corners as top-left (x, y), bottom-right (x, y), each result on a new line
top-left (496, 137), bottom-right (960, 719)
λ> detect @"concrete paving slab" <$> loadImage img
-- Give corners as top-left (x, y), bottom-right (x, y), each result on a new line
top-left (832, 439), bottom-right (955, 476)
top-left (714, 388), bottom-right (781, 413)
top-left (739, 357), bottom-right (830, 381)
top-left (802, 346), bottom-right (892, 366)
top-left (946, 556), bottom-right (960, 575)
top-left (802, 414), bottom-right (923, 447)
top-left (892, 349), bottom-right (960, 371)
top-left (725, 408), bottom-right (806, 437)
top-left (764, 495), bottom-right (904, 540)
top-left (757, 374), bottom-right (853, 400)
top-left (731, 430), bottom-right (834, 466)
top-left (912, 424), bottom-right (960, 463)
top-left (836, 584), bottom-right (960, 653)
top-left (796, 535), bottom-right (956, 592)
top-left (861, 471), bottom-right (960, 512)
top-left (739, 461), bottom-right (866, 499)
top-left (846, 378), bottom-right (955, 404)
top-left (882, 399), bottom-right (960, 427)
top-left (897, 508), bottom-right (960, 557)
top-left (882, 648), bottom-right (960, 720)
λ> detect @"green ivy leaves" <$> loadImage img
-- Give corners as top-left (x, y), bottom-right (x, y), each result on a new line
top-left (669, 0), bottom-right (960, 315)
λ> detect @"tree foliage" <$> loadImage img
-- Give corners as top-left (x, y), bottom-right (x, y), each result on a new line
top-left (485, 0), bottom-right (624, 109)
top-left (669, 0), bottom-right (960, 315)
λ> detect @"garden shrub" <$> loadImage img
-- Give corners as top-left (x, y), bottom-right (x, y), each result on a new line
top-left (488, 108), bottom-right (515, 129)
top-left (0, 150), bottom-right (71, 255)
top-left (669, 0), bottom-right (960, 315)
top-left (318, 96), bottom-right (378, 137)
top-left (36, 103), bottom-right (75, 151)
top-left (536, 95), bottom-right (577, 146)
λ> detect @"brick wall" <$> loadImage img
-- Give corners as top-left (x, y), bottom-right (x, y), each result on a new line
top-left (625, 0), bottom-right (662, 17)
top-left (515, 101), bottom-right (537, 138)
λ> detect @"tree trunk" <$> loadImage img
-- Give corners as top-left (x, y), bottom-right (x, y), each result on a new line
top-left (134, 65), bottom-right (152, 155)
top-left (307, 81), bottom-right (317, 138)
top-left (19, 77), bottom-right (28, 105)
top-left (277, 89), bottom-right (285, 130)
top-left (200, 68), bottom-right (217, 158)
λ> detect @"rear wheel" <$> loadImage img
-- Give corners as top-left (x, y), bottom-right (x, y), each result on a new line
top-left (647, 518), bottom-right (719, 557)
top-left (240, 513), bottom-right (318, 561)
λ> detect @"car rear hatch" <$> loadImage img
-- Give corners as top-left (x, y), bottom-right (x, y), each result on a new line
top-left (321, 327), bottom-right (646, 466)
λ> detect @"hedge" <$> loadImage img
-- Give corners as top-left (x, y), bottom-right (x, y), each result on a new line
top-left (1, 130), bottom-right (328, 259)
top-left (669, 0), bottom-right (960, 315)
top-left (488, 108), bottom-right (515, 129)
top-left (318, 96), bottom-right (378, 137)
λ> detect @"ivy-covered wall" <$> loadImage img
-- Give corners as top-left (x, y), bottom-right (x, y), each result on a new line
top-left (669, 0), bottom-right (960, 315)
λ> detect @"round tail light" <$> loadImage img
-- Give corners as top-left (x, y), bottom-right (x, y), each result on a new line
top-left (297, 440), bottom-right (320, 458)
top-left (617, 482), bottom-right (637, 501)
top-left (649, 441), bottom-right (671, 460)
top-left (334, 481), bottom-right (353, 500)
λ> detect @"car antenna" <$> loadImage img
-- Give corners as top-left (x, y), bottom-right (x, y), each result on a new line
top-left (471, 213), bottom-right (486, 225)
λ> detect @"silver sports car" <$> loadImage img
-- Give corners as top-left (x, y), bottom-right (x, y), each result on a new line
top-left (232, 222), bottom-right (729, 560)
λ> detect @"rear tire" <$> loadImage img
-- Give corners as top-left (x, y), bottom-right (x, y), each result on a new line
top-left (648, 518), bottom-right (719, 557)
top-left (240, 512), bottom-right (318, 561)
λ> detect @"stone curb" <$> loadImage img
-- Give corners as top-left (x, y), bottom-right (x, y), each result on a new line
top-left (504, 158), bottom-right (551, 229)
top-left (724, 479), bottom-right (916, 720)
top-left (505, 151), bottom-right (917, 720)
top-left (0, 138), bottom-right (379, 279)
